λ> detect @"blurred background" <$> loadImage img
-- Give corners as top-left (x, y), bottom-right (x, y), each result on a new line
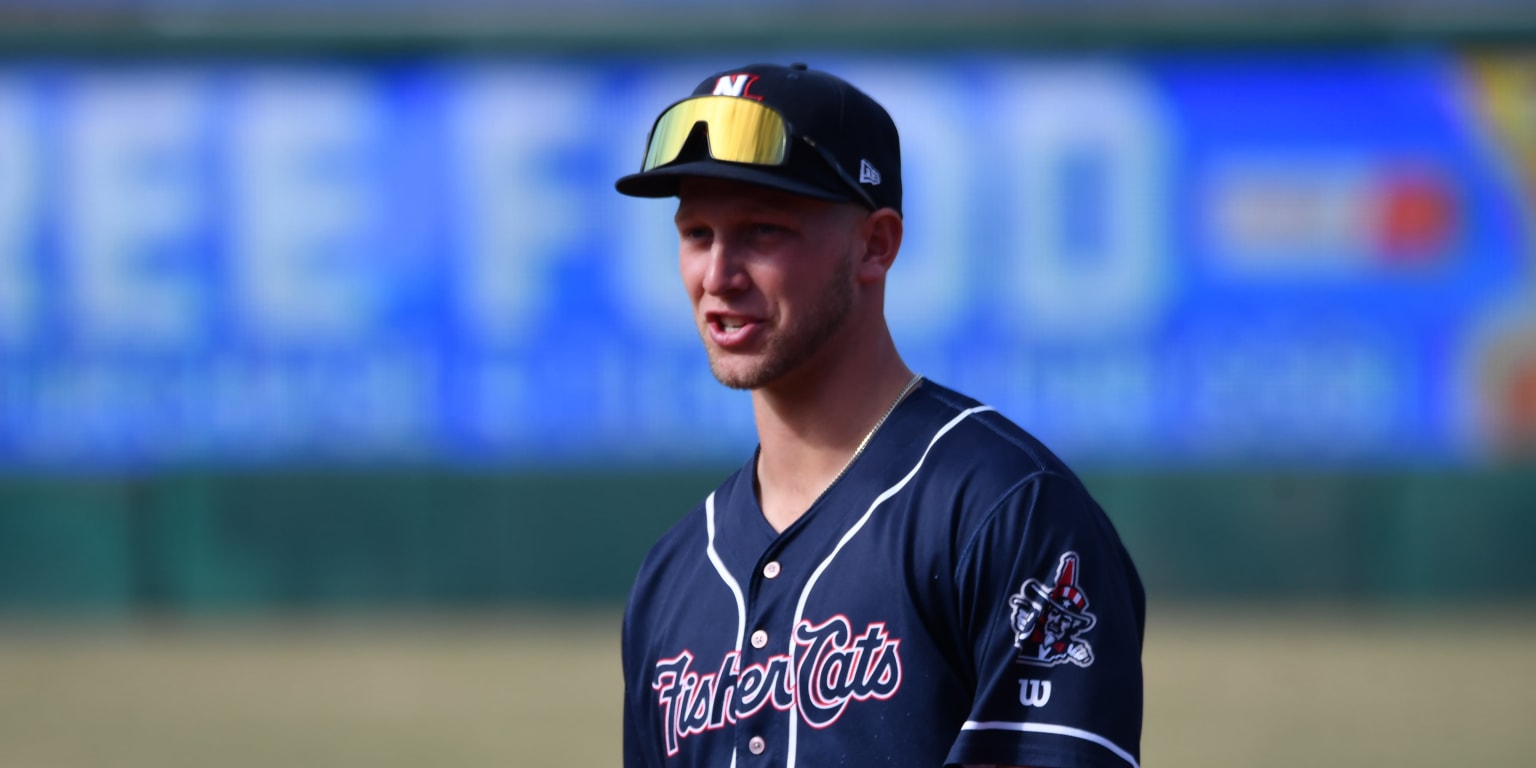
top-left (0, 0), bottom-right (1534, 766)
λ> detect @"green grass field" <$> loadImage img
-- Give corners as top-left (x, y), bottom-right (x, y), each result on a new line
top-left (0, 607), bottom-right (1531, 767)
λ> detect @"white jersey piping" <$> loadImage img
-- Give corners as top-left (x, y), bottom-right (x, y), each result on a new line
top-left (705, 491), bottom-right (746, 768)
top-left (785, 405), bottom-right (995, 768)
top-left (961, 720), bottom-right (1140, 768)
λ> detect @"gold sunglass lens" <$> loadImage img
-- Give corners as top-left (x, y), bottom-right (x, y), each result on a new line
top-left (642, 96), bottom-right (790, 171)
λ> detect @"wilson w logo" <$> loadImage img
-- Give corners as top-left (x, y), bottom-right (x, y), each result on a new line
top-left (1018, 679), bottom-right (1052, 707)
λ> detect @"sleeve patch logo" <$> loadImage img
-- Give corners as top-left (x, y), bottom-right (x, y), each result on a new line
top-left (1008, 551), bottom-right (1097, 668)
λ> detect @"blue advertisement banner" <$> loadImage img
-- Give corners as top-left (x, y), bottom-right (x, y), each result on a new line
top-left (0, 52), bottom-right (1532, 469)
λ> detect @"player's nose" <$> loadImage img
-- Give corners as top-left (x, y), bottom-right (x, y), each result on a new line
top-left (701, 240), bottom-right (750, 296)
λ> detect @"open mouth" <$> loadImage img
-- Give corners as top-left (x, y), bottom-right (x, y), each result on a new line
top-left (706, 312), bottom-right (761, 348)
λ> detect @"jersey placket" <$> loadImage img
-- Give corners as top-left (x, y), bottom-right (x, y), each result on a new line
top-left (731, 533), bottom-right (803, 765)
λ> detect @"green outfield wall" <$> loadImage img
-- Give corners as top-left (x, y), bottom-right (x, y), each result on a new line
top-left (0, 468), bottom-right (1531, 613)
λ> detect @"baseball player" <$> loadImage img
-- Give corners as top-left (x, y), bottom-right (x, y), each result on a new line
top-left (614, 63), bottom-right (1145, 768)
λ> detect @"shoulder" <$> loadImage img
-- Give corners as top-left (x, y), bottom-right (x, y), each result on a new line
top-left (627, 460), bottom-right (752, 596)
top-left (904, 381), bottom-right (1094, 509)
top-left (890, 381), bottom-right (1126, 574)
top-left (634, 499), bottom-right (708, 572)
top-left (624, 482), bottom-right (714, 649)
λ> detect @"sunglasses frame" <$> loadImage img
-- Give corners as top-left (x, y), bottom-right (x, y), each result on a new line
top-left (642, 95), bottom-right (879, 211)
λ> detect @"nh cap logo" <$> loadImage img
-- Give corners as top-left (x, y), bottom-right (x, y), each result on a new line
top-left (712, 74), bottom-right (762, 100)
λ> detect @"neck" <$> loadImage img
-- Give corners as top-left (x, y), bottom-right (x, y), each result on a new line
top-left (751, 327), bottom-right (915, 532)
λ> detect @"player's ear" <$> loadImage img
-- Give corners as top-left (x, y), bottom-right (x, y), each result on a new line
top-left (855, 208), bottom-right (903, 283)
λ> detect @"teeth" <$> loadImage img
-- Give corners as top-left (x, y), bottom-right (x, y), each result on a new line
top-left (722, 320), bottom-right (744, 332)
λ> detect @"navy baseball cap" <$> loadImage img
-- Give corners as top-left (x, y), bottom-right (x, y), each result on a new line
top-left (615, 63), bottom-right (903, 215)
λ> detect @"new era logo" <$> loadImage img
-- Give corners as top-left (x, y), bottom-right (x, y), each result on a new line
top-left (859, 159), bottom-right (881, 185)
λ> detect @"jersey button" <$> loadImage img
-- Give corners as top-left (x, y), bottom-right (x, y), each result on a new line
top-left (748, 736), bottom-right (766, 755)
top-left (750, 629), bottom-right (768, 649)
top-left (762, 561), bottom-right (781, 579)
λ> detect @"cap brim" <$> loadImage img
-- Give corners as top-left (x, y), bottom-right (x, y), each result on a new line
top-left (615, 160), bottom-right (853, 203)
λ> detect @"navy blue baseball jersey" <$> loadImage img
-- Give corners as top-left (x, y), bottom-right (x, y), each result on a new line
top-left (622, 381), bottom-right (1145, 768)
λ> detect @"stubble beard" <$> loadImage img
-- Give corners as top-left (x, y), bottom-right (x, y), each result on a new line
top-left (705, 251), bottom-right (855, 391)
